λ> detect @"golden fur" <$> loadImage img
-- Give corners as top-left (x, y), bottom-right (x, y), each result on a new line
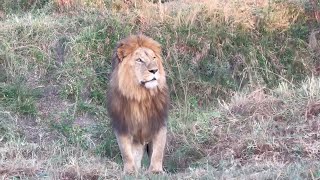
top-left (107, 35), bottom-right (169, 173)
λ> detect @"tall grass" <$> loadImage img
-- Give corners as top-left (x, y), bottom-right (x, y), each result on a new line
top-left (0, 0), bottom-right (319, 179)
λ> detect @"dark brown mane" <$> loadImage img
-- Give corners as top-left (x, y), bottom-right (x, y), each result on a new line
top-left (107, 87), bottom-right (169, 143)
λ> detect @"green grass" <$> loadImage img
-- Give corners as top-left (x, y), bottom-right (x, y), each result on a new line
top-left (1, 0), bottom-right (320, 179)
top-left (0, 82), bottom-right (41, 115)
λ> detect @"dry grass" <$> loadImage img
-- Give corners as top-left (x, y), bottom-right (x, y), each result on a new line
top-left (1, 77), bottom-right (319, 179)
top-left (111, 0), bottom-right (305, 31)
top-left (0, 138), bottom-right (120, 179)
top-left (1, 0), bottom-right (319, 179)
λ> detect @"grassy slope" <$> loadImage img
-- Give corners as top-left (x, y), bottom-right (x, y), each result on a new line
top-left (1, 0), bottom-right (320, 179)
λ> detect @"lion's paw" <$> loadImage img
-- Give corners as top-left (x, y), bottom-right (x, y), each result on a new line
top-left (123, 163), bottom-right (136, 174)
top-left (148, 166), bottom-right (164, 174)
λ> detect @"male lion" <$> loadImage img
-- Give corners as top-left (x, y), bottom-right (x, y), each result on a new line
top-left (107, 35), bottom-right (169, 173)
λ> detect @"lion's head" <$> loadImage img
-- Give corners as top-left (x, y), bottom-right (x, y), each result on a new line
top-left (110, 35), bottom-right (166, 101)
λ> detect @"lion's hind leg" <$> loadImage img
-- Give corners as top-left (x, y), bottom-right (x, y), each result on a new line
top-left (146, 143), bottom-right (152, 158)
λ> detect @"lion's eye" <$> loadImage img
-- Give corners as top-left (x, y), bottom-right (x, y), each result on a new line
top-left (153, 56), bottom-right (156, 60)
top-left (136, 58), bottom-right (144, 63)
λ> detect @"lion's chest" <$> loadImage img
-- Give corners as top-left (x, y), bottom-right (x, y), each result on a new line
top-left (126, 103), bottom-right (154, 142)
top-left (108, 92), bottom-right (168, 143)
top-left (124, 101), bottom-right (150, 123)
top-left (123, 99), bottom-right (165, 132)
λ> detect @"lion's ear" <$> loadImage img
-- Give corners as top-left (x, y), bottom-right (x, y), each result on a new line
top-left (116, 43), bottom-right (125, 62)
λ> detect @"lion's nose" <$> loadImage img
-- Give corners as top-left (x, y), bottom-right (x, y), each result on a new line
top-left (148, 69), bottom-right (158, 74)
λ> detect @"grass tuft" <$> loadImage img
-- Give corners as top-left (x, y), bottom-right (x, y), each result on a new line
top-left (0, 82), bottom-right (41, 116)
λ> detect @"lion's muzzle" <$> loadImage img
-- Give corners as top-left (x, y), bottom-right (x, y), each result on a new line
top-left (141, 77), bottom-right (156, 85)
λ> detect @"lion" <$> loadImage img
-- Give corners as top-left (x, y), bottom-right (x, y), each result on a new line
top-left (107, 35), bottom-right (169, 173)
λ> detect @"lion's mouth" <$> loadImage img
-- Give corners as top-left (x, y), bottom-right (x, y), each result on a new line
top-left (141, 77), bottom-right (156, 85)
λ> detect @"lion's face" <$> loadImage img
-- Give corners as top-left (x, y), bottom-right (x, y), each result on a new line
top-left (126, 47), bottom-right (160, 89)
top-left (112, 35), bottom-right (167, 100)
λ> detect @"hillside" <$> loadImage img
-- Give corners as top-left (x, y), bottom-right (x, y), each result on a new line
top-left (0, 0), bottom-right (320, 179)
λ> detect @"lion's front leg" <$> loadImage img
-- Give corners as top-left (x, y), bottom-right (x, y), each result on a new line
top-left (148, 127), bottom-right (167, 173)
top-left (115, 132), bottom-right (136, 173)
top-left (132, 143), bottom-right (144, 170)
